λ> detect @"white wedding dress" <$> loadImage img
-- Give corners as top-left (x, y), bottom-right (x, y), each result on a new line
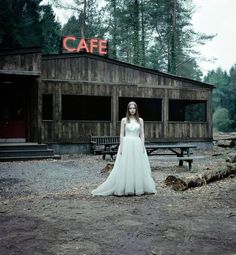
top-left (91, 118), bottom-right (157, 196)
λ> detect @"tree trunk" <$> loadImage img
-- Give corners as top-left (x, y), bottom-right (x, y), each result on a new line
top-left (140, 0), bottom-right (145, 66)
top-left (111, 0), bottom-right (117, 59)
top-left (168, 0), bottom-right (177, 74)
top-left (81, 0), bottom-right (87, 38)
top-left (133, 0), bottom-right (140, 65)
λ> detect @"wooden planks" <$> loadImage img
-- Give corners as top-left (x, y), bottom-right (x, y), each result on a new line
top-left (39, 54), bottom-right (214, 144)
top-left (0, 48), bottom-right (41, 74)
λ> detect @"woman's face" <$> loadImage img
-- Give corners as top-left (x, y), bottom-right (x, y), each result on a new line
top-left (128, 103), bottom-right (136, 115)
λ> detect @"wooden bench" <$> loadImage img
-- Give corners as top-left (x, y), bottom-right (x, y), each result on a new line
top-left (101, 149), bottom-right (118, 160)
top-left (90, 136), bottom-right (120, 154)
top-left (178, 156), bottom-right (206, 171)
top-left (158, 156), bottom-right (204, 171)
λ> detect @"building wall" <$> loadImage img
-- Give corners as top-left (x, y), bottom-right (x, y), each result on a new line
top-left (40, 53), bottom-right (213, 144)
top-left (0, 48), bottom-right (41, 75)
top-left (0, 48), bottom-right (41, 142)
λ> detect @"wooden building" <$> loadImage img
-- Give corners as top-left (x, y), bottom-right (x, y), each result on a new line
top-left (0, 48), bottom-right (41, 143)
top-left (0, 47), bottom-right (214, 153)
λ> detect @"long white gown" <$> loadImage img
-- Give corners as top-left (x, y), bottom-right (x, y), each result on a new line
top-left (91, 118), bottom-right (157, 196)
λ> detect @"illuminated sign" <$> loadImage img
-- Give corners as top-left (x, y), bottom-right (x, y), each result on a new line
top-left (62, 37), bottom-right (108, 56)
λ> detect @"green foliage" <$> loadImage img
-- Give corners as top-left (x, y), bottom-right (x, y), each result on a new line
top-left (103, 0), bottom-right (214, 78)
top-left (0, 0), bottom-right (43, 48)
top-left (227, 65), bottom-right (236, 129)
top-left (61, 16), bottom-right (81, 36)
top-left (205, 66), bottom-right (236, 131)
top-left (0, 0), bottom-right (219, 86)
top-left (41, 5), bottom-right (61, 54)
top-left (104, 0), bottom-right (143, 64)
top-left (213, 107), bottom-right (233, 132)
top-left (204, 68), bottom-right (229, 111)
top-left (53, 0), bottom-right (106, 38)
top-left (0, 1), bottom-right (61, 54)
top-left (145, 0), bottom-right (214, 77)
top-left (86, 0), bottom-right (107, 38)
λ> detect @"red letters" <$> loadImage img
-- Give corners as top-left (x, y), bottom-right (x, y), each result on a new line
top-left (62, 36), bottom-right (76, 52)
top-left (76, 38), bottom-right (90, 52)
top-left (90, 38), bottom-right (98, 53)
top-left (62, 37), bottom-right (108, 55)
top-left (99, 39), bottom-right (107, 55)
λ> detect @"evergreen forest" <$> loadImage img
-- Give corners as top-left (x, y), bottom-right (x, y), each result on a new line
top-left (0, 0), bottom-right (235, 131)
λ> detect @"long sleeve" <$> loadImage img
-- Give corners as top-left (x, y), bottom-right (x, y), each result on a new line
top-left (140, 118), bottom-right (145, 153)
top-left (119, 118), bottom-right (125, 154)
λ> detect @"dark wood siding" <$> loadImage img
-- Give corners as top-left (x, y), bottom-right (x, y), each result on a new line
top-left (40, 54), bottom-right (214, 143)
top-left (0, 48), bottom-right (41, 75)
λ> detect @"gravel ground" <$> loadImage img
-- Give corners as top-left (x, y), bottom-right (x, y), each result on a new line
top-left (0, 146), bottom-right (235, 255)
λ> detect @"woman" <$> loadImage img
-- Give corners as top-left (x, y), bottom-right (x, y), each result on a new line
top-left (91, 101), bottom-right (156, 196)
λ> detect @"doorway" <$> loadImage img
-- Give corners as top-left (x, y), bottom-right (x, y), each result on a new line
top-left (0, 80), bottom-right (28, 142)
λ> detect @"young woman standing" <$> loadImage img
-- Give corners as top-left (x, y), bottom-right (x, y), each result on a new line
top-left (91, 101), bottom-right (156, 196)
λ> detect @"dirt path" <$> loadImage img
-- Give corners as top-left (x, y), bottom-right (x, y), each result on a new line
top-left (0, 149), bottom-right (235, 255)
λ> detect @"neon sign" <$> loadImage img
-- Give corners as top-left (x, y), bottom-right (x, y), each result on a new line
top-left (62, 37), bottom-right (108, 56)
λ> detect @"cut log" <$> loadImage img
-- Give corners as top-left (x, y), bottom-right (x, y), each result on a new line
top-left (101, 163), bottom-right (114, 174)
top-left (165, 163), bottom-right (236, 191)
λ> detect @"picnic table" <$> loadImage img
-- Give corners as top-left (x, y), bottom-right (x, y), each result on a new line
top-left (101, 142), bottom-right (197, 171)
top-left (145, 143), bottom-right (196, 157)
top-left (145, 143), bottom-right (197, 171)
top-left (101, 142), bottom-right (119, 160)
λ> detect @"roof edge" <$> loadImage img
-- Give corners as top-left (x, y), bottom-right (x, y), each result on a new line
top-left (42, 52), bottom-right (215, 89)
top-left (0, 47), bottom-right (42, 56)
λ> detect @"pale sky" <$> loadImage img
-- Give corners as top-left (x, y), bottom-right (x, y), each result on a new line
top-left (43, 0), bottom-right (236, 74)
top-left (192, 0), bottom-right (236, 74)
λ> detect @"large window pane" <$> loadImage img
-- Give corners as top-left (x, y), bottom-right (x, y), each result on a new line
top-left (169, 100), bottom-right (206, 122)
top-left (62, 95), bottom-right (111, 121)
top-left (119, 97), bottom-right (162, 121)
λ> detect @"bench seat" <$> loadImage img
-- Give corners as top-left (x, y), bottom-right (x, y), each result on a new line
top-left (90, 136), bottom-right (120, 154)
top-left (101, 149), bottom-right (118, 160)
top-left (177, 156), bottom-right (194, 171)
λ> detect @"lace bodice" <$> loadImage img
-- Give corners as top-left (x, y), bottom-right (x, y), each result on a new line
top-left (125, 119), bottom-right (140, 137)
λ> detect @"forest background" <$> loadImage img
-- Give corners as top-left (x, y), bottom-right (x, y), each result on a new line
top-left (0, 0), bottom-right (235, 132)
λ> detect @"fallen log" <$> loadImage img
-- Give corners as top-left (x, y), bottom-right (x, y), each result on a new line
top-left (165, 163), bottom-right (236, 191)
top-left (101, 163), bottom-right (114, 174)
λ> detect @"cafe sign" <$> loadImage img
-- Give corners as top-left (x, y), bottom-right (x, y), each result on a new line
top-left (62, 36), bottom-right (108, 56)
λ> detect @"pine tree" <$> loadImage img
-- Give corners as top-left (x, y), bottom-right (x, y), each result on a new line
top-left (62, 16), bottom-right (81, 36)
top-left (204, 68), bottom-right (229, 112)
top-left (41, 5), bottom-right (61, 54)
top-left (52, 0), bottom-right (105, 39)
top-left (227, 65), bottom-right (236, 129)
top-left (0, 0), bottom-right (42, 48)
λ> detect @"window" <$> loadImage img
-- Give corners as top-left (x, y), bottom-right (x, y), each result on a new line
top-left (119, 97), bottom-right (162, 121)
top-left (62, 95), bottom-right (111, 121)
top-left (169, 100), bottom-right (206, 122)
top-left (42, 94), bottom-right (53, 120)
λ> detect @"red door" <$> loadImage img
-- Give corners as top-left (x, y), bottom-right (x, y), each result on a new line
top-left (0, 85), bottom-right (27, 139)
